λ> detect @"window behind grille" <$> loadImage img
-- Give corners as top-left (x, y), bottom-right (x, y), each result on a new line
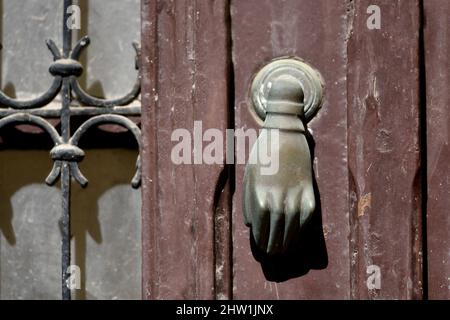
top-left (0, 0), bottom-right (141, 300)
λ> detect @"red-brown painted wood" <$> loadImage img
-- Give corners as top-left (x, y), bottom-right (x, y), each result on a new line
top-left (139, 0), bottom-right (438, 300)
top-left (141, 0), bottom-right (231, 299)
top-left (424, 0), bottom-right (450, 300)
top-left (231, 0), bottom-right (423, 299)
top-left (347, 0), bottom-right (423, 299)
top-left (231, 0), bottom-right (351, 299)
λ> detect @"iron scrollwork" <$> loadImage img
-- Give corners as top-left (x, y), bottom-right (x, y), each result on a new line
top-left (0, 0), bottom-right (141, 300)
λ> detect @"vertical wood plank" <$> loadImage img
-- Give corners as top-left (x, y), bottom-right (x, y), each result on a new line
top-left (231, 0), bottom-right (351, 299)
top-left (141, 0), bottom-right (158, 300)
top-left (232, 0), bottom-right (423, 300)
top-left (424, 0), bottom-right (450, 300)
top-left (347, 0), bottom-right (423, 299)
top-left (141, 0), bottom-right (231, 299)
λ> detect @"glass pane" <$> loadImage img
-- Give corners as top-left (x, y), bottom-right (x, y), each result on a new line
top-left (0, 149), bottom-right (141, 300)
top-left (75, 0), bottom-right (141, 99)
top-left (1, 0), bottom-right (63, 99)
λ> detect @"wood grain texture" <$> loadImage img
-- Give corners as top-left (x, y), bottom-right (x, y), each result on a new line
top-left (347, 0), bottom-right (423, 299)
top-left (141, 0), bottom-right (231, 299)
top-left (232, 0), bottom-right (424, 299)
top-left (140, 0), bottom-right (428, 300)
top-left (231, 0), bottom-right (351, 299)
top-left (424, 0), bottom-right (450, 300)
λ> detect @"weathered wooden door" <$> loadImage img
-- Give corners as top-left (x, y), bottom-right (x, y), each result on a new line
top-left (140, 0), bottom-right (449, 300)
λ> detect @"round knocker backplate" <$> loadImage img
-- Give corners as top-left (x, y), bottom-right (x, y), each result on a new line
top-left (250, 57), bottom-right (325, 123)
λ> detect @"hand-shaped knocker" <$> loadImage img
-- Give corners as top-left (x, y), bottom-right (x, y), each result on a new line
top-left (243, 58), bottom-right (324, 255)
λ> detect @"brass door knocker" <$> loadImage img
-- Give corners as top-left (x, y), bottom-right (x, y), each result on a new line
top-left (243, 58), bottom-right (324, 255)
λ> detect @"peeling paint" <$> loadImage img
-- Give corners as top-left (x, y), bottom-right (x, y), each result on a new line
top-left (358, 193), bottom-right (371, 217)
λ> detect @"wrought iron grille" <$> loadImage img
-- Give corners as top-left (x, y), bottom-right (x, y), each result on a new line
top-left (0, 0), bottom-right (141, 300)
